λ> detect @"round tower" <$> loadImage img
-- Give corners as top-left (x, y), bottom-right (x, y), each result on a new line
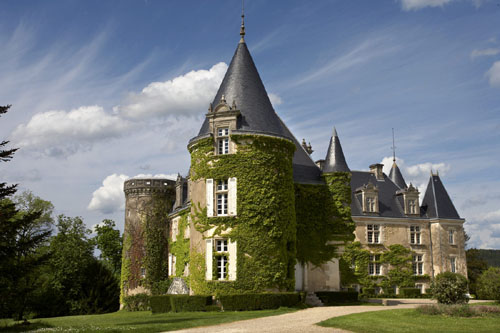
top-left (120, 178), bottom-right (175, 303)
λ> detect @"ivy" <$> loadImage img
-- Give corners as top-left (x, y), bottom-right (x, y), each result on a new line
top-left (169, 210), bottom-right (190, 278)
top-left (119, 233), bottom-right (132, 304)
top-left (323, 172), bottom-right (356, 238)
top-left (188, 134), bottom-right (297, 294)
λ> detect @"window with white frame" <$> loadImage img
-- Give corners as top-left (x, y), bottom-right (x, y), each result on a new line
top-left (217, 128), bottom-right (229, 155)
top-left (216, 180), bottom-right (228, 216)
top-left (367, 224), bottom-right (381, 244)
top-left (413, 254), bottom-right (423, 275)
top-left (449, 229), bottom-right (455, 244)
top-left (368, 254), bottom-right (381, 275)
top-left (410, 225), bottom-right (421, 244)
top-left (366, 197), bottom-right (376, 212)
top-left (450, 257), bottom-right (456, 273)
top-left (215, 239), bottom-right (228, 280)
top-left (408, 199), bottom-right (417, 214)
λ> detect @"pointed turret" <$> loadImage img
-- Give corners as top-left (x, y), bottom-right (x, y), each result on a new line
top-left (389, 162), bottom-right (407, 189)
top-left (323, 127), bottom-right (350, 173)
top-left (421, 173), bottom-right (460, 219)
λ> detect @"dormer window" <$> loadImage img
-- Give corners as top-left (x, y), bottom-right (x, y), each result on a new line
top-left (217, 128), bottom-right (229, 155)
top-left (408, 199), bottom-right (417, 214)
top-left (401, 183), bottom-right (420, 216)
top-left (367, 197), bottom-right (376, 212)
top-left (358, 183), bottom-right (379, 214)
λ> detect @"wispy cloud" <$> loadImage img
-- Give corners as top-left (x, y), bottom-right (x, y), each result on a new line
top-left (471, 48), bottom-right (500, 59)
top-left (399, 0), bottom-right (483, 11)
top-left (486, 61), bottom-right (500, 86)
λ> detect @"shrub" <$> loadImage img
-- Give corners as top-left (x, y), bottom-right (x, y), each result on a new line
top-left (430, 272), bottom-right (469, 304)
top-left (417, 304), bottom-right (500, 317)
top-left (218, 292), bottom-right (301, 311)
top-left (361, 288), bottom-right (375, 297)
top-left (477, 267), bottom-right (500, 301)
top-left (400, 288), bottom-right (421, 298)
top-left (122, 293), bottom-right (150, 311)
top-left (150, 295), bottom-right (211, 313)
top-left (315, 291), bottom-right (358, 305)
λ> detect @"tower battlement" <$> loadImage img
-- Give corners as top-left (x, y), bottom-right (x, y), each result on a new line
top-left (124, 178), bottom-right (175, 196)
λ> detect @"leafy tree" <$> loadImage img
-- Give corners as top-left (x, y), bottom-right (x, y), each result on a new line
top-left (94, 219), bottom-right (123, 276)
top-left (380, 244), bottom-right (415, 292)
top-left (0, 105), bottom-right (18, 198)
top-left (466, 248), bottom-right (488, 296)
top-left (14, 190), bottom-right (54, 228)
top-left (431, 272), bottom-right (469, 304)
top-left (476, 267), bottom-right (500, 301)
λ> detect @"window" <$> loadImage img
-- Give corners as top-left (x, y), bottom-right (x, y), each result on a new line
top-left (368, 254), bottom-right (381, 275)
top-left (367, 224), bottom-right (381, 244)
top-left (410, 225), bottom-right (421, 244)
top-left (140, 267), bottom-right (146, 278)
top-left (450, 257), bottom-right (456, 273)
top-left (413, 255), bottom-right (423, 275)
top-left (217, 127), bottom-right (229, 155)
top-left (215, 239), bottom-right (228, 280)
top-left (408, 199), bottom-right (417, 214)
top-left (449, 229), bottom-right (455, 244)
top-left (216, 180), bottom-right (228, 216)
top-left (366, 197), bottom-right (376, 212)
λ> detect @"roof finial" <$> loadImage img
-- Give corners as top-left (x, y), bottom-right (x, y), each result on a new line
top-left (391, 128), bottom-right (396, 163)
top-left (240, 0), bottom-right (246, 43)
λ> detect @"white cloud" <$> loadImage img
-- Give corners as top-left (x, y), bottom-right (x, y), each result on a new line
top-left (11, 105), bottom-right (132, 157)
top-left (399, 0), bottom-right (454, 11)
top-left (116, 62), bottom-right (227, 119)
top-left (471, 48), bottom-right (500, 59)
top-left (88, 174), bottom-right (129, 214)
top-left (486, 61), bottom-right (500, 86)
top-left (268, 93), bottom-right (283, 106)
top-left (87, 173), bottom-right (178, 214)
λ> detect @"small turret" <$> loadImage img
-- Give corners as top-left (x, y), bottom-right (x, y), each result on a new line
top-left (323, 127), bottom-right (349, 173)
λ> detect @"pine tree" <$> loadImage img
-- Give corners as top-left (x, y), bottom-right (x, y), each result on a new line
top-left (0, 105), bottom-right (18, 199)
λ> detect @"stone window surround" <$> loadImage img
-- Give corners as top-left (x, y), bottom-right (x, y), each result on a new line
top-left (367, 223), bottom-right (382, 244)
top-left (368, 254), bottom-right (381, 275)
top-left (413, 253), bottom-right (424, 275)
top-left (410, 225), bottom-right (421, 245)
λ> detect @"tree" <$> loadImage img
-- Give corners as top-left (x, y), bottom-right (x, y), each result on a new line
top-left (94, 219), bottom-right (123, 276)
top-left (476, 267), bottom-right (500, 301)
top-left (466, 248), bottom-right (488, 296)
top-left (0, 105), bottom-right (18, 198)
top-left (431, 272), bottom-right (469, 304)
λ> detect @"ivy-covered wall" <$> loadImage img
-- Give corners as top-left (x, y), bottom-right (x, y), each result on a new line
top-left (188, 134), bottom-right (297, 294)
top-left (169, 210), bottom-right (190, 277)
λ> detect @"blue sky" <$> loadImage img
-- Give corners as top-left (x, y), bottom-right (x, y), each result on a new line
top-left (0, 0), bottom-right (499, 249)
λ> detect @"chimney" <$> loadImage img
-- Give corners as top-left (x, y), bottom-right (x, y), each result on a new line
top-left (369, 163), bottom-right (384, 180)
top-left (174, 173), bottom-right (183, 209)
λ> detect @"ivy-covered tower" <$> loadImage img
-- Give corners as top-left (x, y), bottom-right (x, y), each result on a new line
top-left (120, 178), bottom-right (175, 304)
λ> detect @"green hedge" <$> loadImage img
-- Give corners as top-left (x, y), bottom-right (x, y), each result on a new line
top-left (361, 288), bottom-right (376, 297)
top-left (122, 293), bottom-right (150, 311)
top-left (151, 295), bottom-right (212, 313)
top-left (315, 291), bottom-right (358, 305)
top-left (400, 288), bottom-right (422, 298)
top-left (218, 292), bottom-right (301, 311)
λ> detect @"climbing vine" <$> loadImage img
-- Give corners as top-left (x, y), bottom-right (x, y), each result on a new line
top-left (323, 172), bottom-right (356, 238)
top-left (188, 134), bottom-right (297, 294)
top-left (169, 210), bottom-right (190, 277)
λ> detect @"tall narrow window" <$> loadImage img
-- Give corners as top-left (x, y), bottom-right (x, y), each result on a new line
top-left (449, 229), bottom-right (455, 244)
top-left (408, 199), bottom-right (417, 214)
top-left (413, 255), bottom-right (423, 275)
top-left (215, 239), bottom-right (228, 280)
top-left (367, 224), bottom-right (380, 244)
top-left (410, 225), bottom-right (421, 244)
top-left (216, 180), bottom-right (228, 216)
top-left (217, 128), bottom-right (229, 155)
top-left (450, 257), bottom-right (456, 273)
top-left (368, 254), bottom-right (381, 275)
top-left (367, 197), bottom-right (376, 212)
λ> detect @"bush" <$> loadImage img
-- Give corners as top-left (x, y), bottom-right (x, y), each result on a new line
top-left (122, 294), bottom-right (150, 311)
top-left (218, 292), bottom-right (301, 311)
top-left (315, 291), bottom-right (358, 305)
top-left (150, 295), bottom-right (211, 313)
top-left (430, 272), bottom-right (469, 304)
top-left (417, 304), bottom-right (500, 317)
top-left (361, 288), bottom-right (375, 297)
top-left (477, 267), bottom-right (500, 301)
top-left (400, 288), bottom-right (421, 298)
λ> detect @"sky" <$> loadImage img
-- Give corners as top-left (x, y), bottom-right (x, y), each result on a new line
top-left (0, 0), bottom-right (499, 249)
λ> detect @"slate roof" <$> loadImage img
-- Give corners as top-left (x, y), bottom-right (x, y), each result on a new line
top-left (388, 162), bottom-right (407, 189)
top-left (421, 174), bottom-right (461, 219)
top-left (323, 127), bottom-right (350, 173)
top-left (193, 39), bottom-right (321, 184)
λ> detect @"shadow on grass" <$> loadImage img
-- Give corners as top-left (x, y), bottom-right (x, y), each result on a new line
top-left (115, 316), bottom-right (208, 326)
top-left (0, 321), bottom-right (53, 332)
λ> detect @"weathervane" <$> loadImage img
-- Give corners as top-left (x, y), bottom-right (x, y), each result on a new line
top-left (391, 128), bottom-right (396, 163)
top-left (240, 0), bottom-right (245, 42)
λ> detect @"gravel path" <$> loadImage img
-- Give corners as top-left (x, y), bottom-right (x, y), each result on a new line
top-left (169, 299), bottom-right (490, 333)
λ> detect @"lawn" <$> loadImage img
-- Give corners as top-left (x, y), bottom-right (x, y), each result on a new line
top-left (0, 307), bottom-right (296, 333)
top-left (318, 308), bottom-right (500, 333)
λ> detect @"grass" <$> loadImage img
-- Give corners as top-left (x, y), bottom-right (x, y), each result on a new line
top-left (0, 307), bottom-right (297, 333)
top-left (318, 307), bottom-right (500, 333)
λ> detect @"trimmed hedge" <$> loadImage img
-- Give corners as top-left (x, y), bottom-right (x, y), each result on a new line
top-left (218, 292), bottom-right (301, 311)
top-left (123, 293), bottom-right (150, 311)
top-left (361, 288), bottom-right (376, 297)
top-left (400, 288), bottom-right (422, 298)
top-left (315, 291), bottom-right (358, 305)
top-left (151, 295), bottom-right (212, 313)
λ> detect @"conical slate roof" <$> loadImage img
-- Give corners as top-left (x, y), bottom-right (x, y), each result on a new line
top-left (389, 162), bottom-right (407, 189)
top-left (323, 127), bottom-right (350, 173)
top-left (421, 174), bottom-right (460, 219)
top-left (194, 39), bottom-right (321, 183)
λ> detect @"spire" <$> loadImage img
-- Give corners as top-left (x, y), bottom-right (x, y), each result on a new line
top-left (323, 127), bottom-right (350, 173)
top-left (240, 0), bottom-right (245, 43)
top-left (421, 173), bottom-right (460, 219)
top-left (391, 128), bottom-right (396, 163)
top-left (388, 128), bottom-right (407, 189)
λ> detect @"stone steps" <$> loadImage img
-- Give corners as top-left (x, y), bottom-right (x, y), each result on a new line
top-left (305, 292), bottom-right (324, 307)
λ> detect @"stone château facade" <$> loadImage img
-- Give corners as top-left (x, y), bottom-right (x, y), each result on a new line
top-left (120, 19), bottom-right (466, 302)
